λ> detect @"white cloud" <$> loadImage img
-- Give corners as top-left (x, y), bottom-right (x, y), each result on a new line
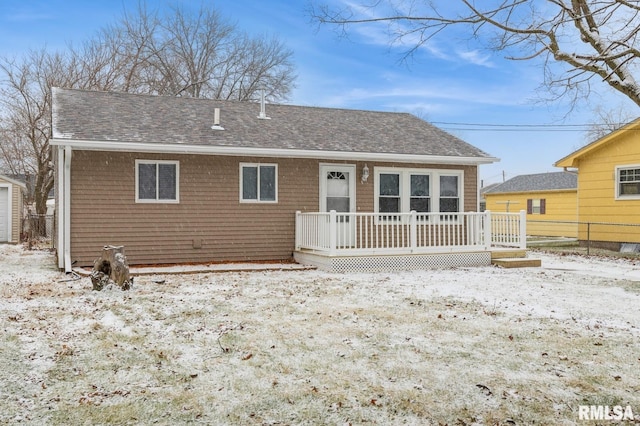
top-left (317, 79), bottom-right (529, 110)
top-left (457, 50), bottom-right (495, 68)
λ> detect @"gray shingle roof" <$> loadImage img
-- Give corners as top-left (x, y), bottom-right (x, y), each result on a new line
top-left (486, 172), bottom-right (577, 194)
top-left (51, 88), bottom-right (493, 160)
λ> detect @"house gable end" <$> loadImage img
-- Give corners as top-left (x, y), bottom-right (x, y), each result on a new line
top-left (555, 117), bottom-right (640, 168)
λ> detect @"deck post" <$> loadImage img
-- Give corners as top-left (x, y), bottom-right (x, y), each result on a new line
top-left (519, 210), bottom-right (527, 249)
top-left (483, 210), bottom-right (492, 250)
top-left (329, 210), bottom-right (337, 256)
top-left (410, 210), bottom-right (417, 252)
top-left (295, 211), bottom-right (301, 250)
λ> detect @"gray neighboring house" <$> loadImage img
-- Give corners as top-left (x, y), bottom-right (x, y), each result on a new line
top-left (487, 172), bottom-right (578, 195)
top-left (50, 88), bottom-right (497, 271)
top-left (479, 182), bottom-right (501, 211)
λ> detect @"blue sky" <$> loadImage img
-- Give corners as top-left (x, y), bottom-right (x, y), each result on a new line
top-left (1, 0), bottom-right (635, 185)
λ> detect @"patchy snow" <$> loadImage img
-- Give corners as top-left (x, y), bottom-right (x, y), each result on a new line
top-left (0, 244), bottom-right (638, 424)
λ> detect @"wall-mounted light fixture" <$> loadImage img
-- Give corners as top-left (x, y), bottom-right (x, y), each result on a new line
top-left (361, 163), bottom-right (369, 183)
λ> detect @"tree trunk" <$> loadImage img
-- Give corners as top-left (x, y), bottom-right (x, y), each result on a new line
top-left (91, 245), bottom-right (133, 290)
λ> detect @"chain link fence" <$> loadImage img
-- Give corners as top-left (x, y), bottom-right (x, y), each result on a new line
top-left (527, 219), bottom-right (640, 255)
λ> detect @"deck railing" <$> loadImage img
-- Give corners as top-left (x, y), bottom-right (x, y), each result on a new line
top-left (295, 210), bottom-right (526, 255)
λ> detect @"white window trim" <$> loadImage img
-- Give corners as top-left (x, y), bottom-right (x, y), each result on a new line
top-left (239, 163), bottom-right (278, 203)
top-left (615, 165), bottom-right (640, 200)
top-left (374, 167), bottom-right (464, 216)
top-left (135, 159), bottom-right (180, 203)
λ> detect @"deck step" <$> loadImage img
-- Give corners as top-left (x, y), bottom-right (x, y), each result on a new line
top-left (490, 249), bottom-right (527, 259)
top-left (492, 257), bottom-right (541, 268)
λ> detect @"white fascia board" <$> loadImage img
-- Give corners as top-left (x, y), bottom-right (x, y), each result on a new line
top-left (49, 138), bottom-right (499, 165)
top-left (0, 174), bottom-right (27, 189)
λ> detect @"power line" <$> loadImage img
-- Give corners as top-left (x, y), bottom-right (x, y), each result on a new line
top-left (439, 127), bottom-right (590, 132)
top-left (432, 121), bottom-right (594, 127)
top-left (431, 121), bottom-right (630, 132)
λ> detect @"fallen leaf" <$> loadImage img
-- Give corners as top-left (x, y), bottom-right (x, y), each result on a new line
top-left (476, 384), bottom-right (492, 396)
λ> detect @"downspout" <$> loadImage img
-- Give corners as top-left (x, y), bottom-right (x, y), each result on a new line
top-left (63, 145), bottom-right (72, 272)
top-left (476, 167), bottom-right (481, 212)
top-left (56, 146), bottom-right (65, 269)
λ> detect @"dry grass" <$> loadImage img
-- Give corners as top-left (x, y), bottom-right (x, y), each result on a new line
top-left (0, 246), bottom-right (639, 425)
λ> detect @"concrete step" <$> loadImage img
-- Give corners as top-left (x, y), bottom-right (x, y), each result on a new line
top-left (492, 257), bottom-right (541, 268)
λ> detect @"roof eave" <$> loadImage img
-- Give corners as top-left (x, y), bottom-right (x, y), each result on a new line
top-left (50, 138), bottom-right (499, 165)
top-left (555, 117), bottom-right (640, 168)
top-left (486, 188), bottom-right (577, 195)
top-left (0, 174), bottom-right (27, 189)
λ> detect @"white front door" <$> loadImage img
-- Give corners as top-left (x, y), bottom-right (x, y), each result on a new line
top-left (0, 187), bottom-right (8, 242)
top-left (320, 164), bottom-right (356, 247)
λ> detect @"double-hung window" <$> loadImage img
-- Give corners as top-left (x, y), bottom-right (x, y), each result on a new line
top-left (439, 175), bottom-right (459, 220)
top-left (240, 163), bottom-right (277, 202)
top-left (378, 173), bottom-right (401, 213)
top-left (527, 199), bottom-right (546, 214)
top-left (617, 166), bottom-right (640, 199)
top-left (135, 160), bottom-right (179, 203)
top-left (410, 174), bottom-right (430, 213)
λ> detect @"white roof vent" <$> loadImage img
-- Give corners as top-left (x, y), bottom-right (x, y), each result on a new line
top-left (257, 89), bottom-right (270, 120)
top-left (211, 107), bottom-right (224, 130)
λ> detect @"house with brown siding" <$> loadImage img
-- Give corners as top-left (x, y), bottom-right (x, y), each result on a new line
top-left (51, 88), bottom-right (520, 273)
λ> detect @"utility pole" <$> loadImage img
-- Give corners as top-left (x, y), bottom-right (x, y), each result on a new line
top-left (495, 200), bottom-right (519, 212)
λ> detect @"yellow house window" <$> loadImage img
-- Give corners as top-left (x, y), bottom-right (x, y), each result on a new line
top-left (527, 198), bottom-right (546, 214)
top-left (618, 167), bottom-right (640, 197)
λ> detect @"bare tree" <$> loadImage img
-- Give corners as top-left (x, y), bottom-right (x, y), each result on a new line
top-left (584, 104), bottom-right (635, 142)
top-left (0, 49), bottom-right (79, 217)
top-left (72, 3), bottom-right (296, 100)
top-left (0, 2), bottom-right (296, 222)
top-left (310, 0), bottom-right (640, 110)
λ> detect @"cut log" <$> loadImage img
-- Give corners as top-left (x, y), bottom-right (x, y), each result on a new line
top-left (91, 245), bottom-right (133, 290)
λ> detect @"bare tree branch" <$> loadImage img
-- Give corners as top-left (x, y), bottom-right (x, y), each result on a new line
top-left (310, 0), bottom-right (640, 109)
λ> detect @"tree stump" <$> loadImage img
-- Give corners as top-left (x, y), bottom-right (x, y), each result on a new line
top-left (90, 245), bottom-right (133, 290)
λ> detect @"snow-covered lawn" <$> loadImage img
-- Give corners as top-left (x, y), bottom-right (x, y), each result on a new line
top-left (0, 244), bottom-right (638, 425)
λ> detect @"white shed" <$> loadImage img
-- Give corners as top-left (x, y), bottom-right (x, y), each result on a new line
top-left (0, 175), bottom-right (26, 243)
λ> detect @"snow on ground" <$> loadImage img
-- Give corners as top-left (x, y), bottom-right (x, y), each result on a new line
top-left (0, 244), bottom-right (638, 424)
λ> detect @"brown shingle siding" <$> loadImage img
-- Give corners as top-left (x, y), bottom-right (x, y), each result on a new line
top-left (69, 151), bottom-right (319, 266)
top-left (68, 151), bottom-right (476, 266)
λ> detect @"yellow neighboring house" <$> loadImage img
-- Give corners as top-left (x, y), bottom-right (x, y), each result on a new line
top-left (555, 118), bottom-right (640, 249)
top-left (484, 172), bottom-right (578, 238)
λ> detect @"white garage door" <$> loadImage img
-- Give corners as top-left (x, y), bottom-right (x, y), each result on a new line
top-left (0, 187), bottom-right (8, 242)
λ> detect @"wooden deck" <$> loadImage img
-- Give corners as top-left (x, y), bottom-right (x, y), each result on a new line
top-left (294, 210), bottom-right (532, 272)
